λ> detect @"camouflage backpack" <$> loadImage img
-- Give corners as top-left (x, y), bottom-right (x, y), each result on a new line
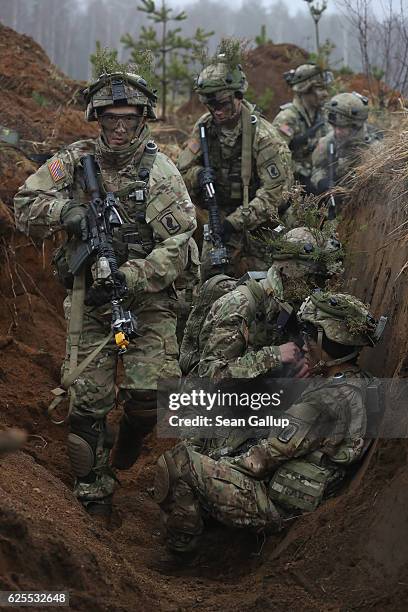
top-left (179, 272), bottom-right (270, 375)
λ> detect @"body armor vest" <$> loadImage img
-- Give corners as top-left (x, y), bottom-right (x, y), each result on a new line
top-left (99, 142), bottom-right (158, 266)
top-left (55, 142), bottom-right (158, 289)
top-left (206, 117), bottom-right (259, 212)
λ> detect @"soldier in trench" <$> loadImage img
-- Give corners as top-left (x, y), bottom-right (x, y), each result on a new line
top-left (178, 41), bottom-right (294, 281)
top-left (154, 292), bottom-right (385, 555)
top-left (14, 55), bottom-right (196, 515)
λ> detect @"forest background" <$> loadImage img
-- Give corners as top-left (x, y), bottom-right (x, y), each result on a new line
top-left (1, 0), bottom-right (407, 103)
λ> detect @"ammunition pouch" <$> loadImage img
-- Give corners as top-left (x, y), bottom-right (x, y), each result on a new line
top-left (112, 222), bottom-right (155, 265)
top-left (268, 454), bottom-right (345, 513)
top-left (52, 244), bottom-right (74, 290)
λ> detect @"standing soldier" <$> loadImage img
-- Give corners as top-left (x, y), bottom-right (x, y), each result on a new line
top-left (178, 42), bottom-right (293, 282)
top-left (14, 57), bottom-right (196, 515)
top-left (311, 92), bottom-right (380, 198)
top-left (273, 63), bottom-right (331, 192)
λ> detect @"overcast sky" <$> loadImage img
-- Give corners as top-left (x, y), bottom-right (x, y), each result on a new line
top-left (171, 0), bottom-right (333, 14)
top-left (170, 0), bottom-right (399, 16)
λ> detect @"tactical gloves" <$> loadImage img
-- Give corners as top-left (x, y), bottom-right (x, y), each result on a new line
top-left (85, 271), bottom-right (127, 307)
top-left (60, 200), bottom-right (88, 240)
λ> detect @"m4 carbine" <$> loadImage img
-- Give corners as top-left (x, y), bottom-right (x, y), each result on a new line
top-left (69, 154), bottom-right (137, 352)
top-left (199, 124), bottom-right (229, 268)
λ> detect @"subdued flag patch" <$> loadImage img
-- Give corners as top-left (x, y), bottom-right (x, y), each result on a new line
top-left (278, 124), bottom-right (294, 138)
top-left (47, 158), bottom-right (66, 183)
top-left (187, 139), bottom-right (200, 154)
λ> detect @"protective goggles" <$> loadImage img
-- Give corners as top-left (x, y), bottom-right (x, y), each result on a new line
top-left (100, 113), bottom-right (142, 130)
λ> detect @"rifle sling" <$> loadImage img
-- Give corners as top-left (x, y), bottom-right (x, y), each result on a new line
top-left (48, 330), bottom-right (114, 424)
top-left (241, 104), bottom-right (252, 209)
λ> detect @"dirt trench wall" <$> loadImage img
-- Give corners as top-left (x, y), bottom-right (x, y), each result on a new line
top-left (340, 156), bottom-right (408, 378)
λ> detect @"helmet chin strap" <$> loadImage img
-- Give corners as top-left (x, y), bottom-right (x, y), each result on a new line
top-left (315, 327), bottom-right (359, 370)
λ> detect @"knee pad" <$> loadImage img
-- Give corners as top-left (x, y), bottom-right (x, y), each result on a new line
top-left (68, 415), bottom-right (113, 479)
top-left (153, 452), bottom-right (180, 504)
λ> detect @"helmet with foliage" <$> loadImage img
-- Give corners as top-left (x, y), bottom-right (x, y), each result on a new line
top-left (298, 291), bottom-right (386, 348)
top-left (83, 47), bottom-right (157, 121)
top-left (267, 226), bottom-right (343, 274)
top-left (195, 61), bottom-right (248, 98)
top-left (262, 227), bottom-right (343, 302)
top-left (325, 92), bottom-right (369, 128)
top-left (284, 63), bottom-right (333, 93)
top-left (194, 38), bottom-right (248, 101)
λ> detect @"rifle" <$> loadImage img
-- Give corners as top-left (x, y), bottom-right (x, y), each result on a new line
top-left (69, 154), bottom-right (138, 353)
top-left (198, 124), bottom-right (229, 268)
top-left (327, 139), bottom-right (337, 221)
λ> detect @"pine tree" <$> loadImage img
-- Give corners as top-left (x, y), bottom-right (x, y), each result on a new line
top-left (121, 0), bottom-right (212, 119)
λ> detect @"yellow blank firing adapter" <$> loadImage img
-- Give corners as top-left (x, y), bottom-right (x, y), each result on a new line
top-left (115, 331), bottom-right (129, 351)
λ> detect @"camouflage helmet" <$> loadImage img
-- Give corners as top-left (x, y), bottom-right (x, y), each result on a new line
top-left (325, 92), bottom-right (369, 128)
top-left (83, 72), bottom-right (157, 121)
top-left (194, 56), bottom-right (248, 99)
top-left (298, 291), bottom-right (386, 347)
top-left (284, 63), bottom-right (332, 93)
top-left (267, 226), bottom-right (343, 274)
top-left (263, 227), bottom-right (343, 300)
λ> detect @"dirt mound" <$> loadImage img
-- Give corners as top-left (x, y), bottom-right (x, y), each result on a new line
top-left (0, 22), bottom-right (97, 149)
top-left (340, 122), bottom-right (408, 377)
top-left (245, 43), bottom-right (308, 120)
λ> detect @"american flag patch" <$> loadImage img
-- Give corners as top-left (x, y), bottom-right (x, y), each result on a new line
top-left (47, 158), bottom-right (66, 182)
top-left (279, 123), bottom-right (294, 138)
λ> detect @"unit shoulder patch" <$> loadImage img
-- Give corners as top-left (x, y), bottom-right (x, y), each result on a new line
top-left (160, 211), bottom-right (181, 234)
top-left (266, 162), bottom-right (281, 179)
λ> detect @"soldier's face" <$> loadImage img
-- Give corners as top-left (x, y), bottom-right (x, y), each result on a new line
top-left (205, 94), bottom-right (242, 125)
top-left (334, 126), bottom-right (353, 141)
top-left (303, 86), bottom-right (328, 110)
top-left (99, 106), bottom-right (144, 148)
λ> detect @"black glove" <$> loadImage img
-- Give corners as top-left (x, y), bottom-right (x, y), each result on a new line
top-left (198, 167), bottom-right (216, 189)
top-left (60, 200), bottom-right (88, 240)
top-left (84, 271), bottom-right (127, 307)
top-left (222, 219), bottom-right (234, 242)
top-left (316, 177), bottom-right (331, 195)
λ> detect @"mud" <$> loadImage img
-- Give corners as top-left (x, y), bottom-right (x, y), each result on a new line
top-left (0, 23), bottom-right (408, 612)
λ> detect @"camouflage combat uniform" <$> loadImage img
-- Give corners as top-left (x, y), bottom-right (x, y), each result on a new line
top-left (272, 64), bottom-right (331, 190)
top-left (154, 292), bottom-right (384, 553)
top-left (14, 71), bottom-right (196, 509)
top-left (311, 93), bottom-right (381, 195)
top-left (178, 59), bottom-right (293, 281)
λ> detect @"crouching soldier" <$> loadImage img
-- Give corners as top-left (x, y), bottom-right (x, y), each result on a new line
top-left (180, 226), bottom-right (343, 379)
top-left (153, 291), bottom-right (385, 554)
